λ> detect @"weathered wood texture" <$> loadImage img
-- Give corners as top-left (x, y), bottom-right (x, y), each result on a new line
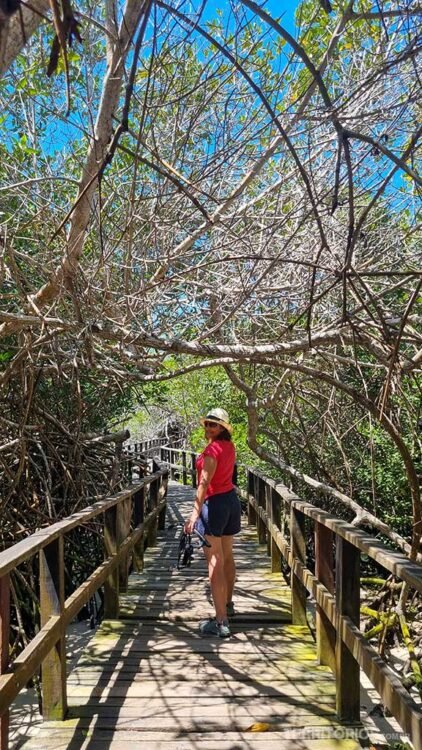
top-left (315, 523), bottom-right (335, 671)
top-left (39, 538), bottom-right (67, 721)
top-left (0, 466), bottom-right (168, 750)
top-left (15, 483), bottom-right (363, 750)
top-left (243, 465), bottom-right (422, 749)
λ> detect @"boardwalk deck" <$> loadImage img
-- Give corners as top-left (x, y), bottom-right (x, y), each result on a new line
top-left (16, 482), bottom-right (363, 749)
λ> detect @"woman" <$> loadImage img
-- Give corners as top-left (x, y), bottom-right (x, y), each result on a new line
top-left (184, 408), bottom-right (241, 638)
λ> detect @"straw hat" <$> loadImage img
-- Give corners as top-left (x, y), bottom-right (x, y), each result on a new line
top-left (200, 408), bottom-right (233, 434)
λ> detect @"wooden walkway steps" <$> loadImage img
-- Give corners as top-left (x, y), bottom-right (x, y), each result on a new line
top-left (17, 482), bottom-right (363, 749)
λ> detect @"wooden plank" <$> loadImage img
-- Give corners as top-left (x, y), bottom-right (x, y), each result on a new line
top-left (17, 734), bottom-right (362, 750)
top-left (71, 654), bottom-right (326, 669)
top-left (66, 684), bottom-right (333, 699)
top-left (67, 667), bottom-right (333, 682)
top-left (29, 713), bottom-right (353, 731)
top-left (65, 696), bottom-right (339, 732)
top-left (12, 481), bottom-right (367, 750)
top-left (118, 612), bottom-right (290, 623)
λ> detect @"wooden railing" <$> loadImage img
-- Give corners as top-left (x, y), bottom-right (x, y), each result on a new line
top-left (160, 446), bottom-right (198, 486)
top-left (122, 438), bottom-right (171, 483)
top-left (161, 446), bottom-right (422, 750)
top-left (0, 458), bottom-right (168, 750)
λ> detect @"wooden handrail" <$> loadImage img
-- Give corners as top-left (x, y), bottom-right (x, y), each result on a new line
top-left (162, 446), bottom-right (422, 750)
top-left (0, 456), bottom-right (169, 750)
top-left (0, 472), bottom-right (167, 579)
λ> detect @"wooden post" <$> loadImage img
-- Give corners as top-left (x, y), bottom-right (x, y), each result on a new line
top-left (148, 479), bottom-right (158, 547)
top-left (256, 476), bottom-right (266, 545)
top-left (265, 483), bottom-right (271, 557)
top-left (158, 474), bottom-right (168, 531)
top-left (0, 574), bottom-right (10, 750)
top-left (247, 470), bottom-right (257, 526)
top-left (315, 522), bottom-right (336, 671)
top-left (39, 537), bottom-right (67, 720)
top-left (133, 486), bottom-right (145, 571)
top-left (117, 496), bottom-right (131, 593)
top-left (290, 506), bottom-right (307, 626)
top-left (270, 487), bottom-right (282, 573)
top-left (127, 446), bottom-right (133, 482)
top-left (182, 452), bottom-right (187, 485)
top-left (336, 537), bottom-right (360, 721)
top-left (104, 505), bottom-right (119, 619)
top-left (191, 453), bottom-right (197, 488)
top-left (170, 450), bottom-right (176, 480)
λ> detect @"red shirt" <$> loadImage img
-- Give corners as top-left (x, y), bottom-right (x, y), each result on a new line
top-left (196, 440), bottom-right (236, 498)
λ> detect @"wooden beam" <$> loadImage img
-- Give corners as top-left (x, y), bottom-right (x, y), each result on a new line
top-left (133, 487), bottom-right (145, 572)
top-left (158, 475), bottom-right (168, 531)
top-left (39, 538), bottom-right (67, 721)
top-left (147, 479), bottom-right (159, 547)
top-left (335, 537), bottom-right (360, 722)
top-left (265, 484), bottom-right (272, 557)
top-left (182, 452), bottom-right (187, 485)
top-left (315, 523), bottom-right (336, 672)
top-left (191, 453), bottom-right (197, 488)
top-left (247, 470), bottom-right (257, 526)
top-left (256, 476), bottom-right (266, 545)
top-left (270, 487), bottom-right (282, 573)
top-left (117, 496), bottom-right (132, 593)
top-left (290, 506), bottom-right (307, 626)
top-left (104, 505), bottom-right (119, 620)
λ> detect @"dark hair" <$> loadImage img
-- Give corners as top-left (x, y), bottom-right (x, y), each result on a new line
top-left (217, 428), bottom-right (232, 441)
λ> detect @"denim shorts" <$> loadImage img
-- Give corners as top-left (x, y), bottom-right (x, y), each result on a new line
top-left (195, 489), bottom-right (241, 537)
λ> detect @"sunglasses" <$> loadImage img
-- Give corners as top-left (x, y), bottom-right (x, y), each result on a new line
top-left (203, 421), bottom-right (221, 428)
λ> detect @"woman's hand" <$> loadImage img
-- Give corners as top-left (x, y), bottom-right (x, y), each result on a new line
top-left (185, 455), bottom-right (215, 534)
top-left (184, 512), bottom-right (198, 535)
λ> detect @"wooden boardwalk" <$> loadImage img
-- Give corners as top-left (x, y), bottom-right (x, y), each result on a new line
top-left (17, 482), bottom-right (363, 749)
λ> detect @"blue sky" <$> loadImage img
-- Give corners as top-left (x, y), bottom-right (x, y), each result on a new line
top-left (203, 0), bottom-right (298, 34)
top-left (2, 0), bottom-right (301, 157)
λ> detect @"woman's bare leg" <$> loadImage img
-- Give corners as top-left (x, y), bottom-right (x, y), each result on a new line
top-left (221, 535), bottom-right (236, 604)
top-left (203, 535), bottom-right (227, 621)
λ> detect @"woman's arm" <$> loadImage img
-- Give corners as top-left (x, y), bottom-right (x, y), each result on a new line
top-left (184, 455), bottom-right (216, 534)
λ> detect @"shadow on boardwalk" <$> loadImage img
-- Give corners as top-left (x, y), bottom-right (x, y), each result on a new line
top-left (14, 482), bottom-right (367, 750)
